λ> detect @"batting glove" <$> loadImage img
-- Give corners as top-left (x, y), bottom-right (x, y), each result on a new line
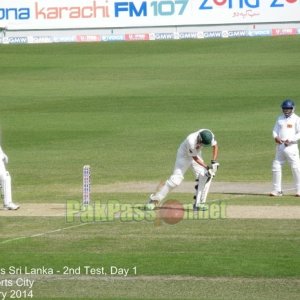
top-left (207, 168), bottom-right (215, 178)
top-left (211, 160), bottom-right (219, 173)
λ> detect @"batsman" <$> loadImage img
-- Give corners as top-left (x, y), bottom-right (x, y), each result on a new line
top-left (147, 129), bottom-right (219, 211)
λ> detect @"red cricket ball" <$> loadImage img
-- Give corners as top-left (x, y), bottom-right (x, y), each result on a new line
top-left (158, 199), bottom-right (184, 225)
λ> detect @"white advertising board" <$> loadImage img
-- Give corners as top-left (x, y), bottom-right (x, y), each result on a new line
top-left (0, 0), bottom-right (300, 30)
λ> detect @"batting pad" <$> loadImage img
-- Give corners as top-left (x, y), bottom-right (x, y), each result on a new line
top-left (195, 173), bottom-right (210, 206)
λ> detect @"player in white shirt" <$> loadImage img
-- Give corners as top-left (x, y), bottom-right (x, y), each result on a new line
top-left (271, 99), bottom-right (300, 197)
top-left (0, 146), bottom-right (20, 210)
top-left (147, 129), bottom-right (219, 211)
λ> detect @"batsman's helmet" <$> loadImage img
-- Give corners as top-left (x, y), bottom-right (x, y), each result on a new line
top-left (198, 130), bottom-right (213, 146)
top-left (281, 99), bottom-right (295, 109)
top-left (281, 99), bottom-right (295, 117)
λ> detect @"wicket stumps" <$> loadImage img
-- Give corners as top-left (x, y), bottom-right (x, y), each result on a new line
top-left (82, 165), bottom-right (91, 205)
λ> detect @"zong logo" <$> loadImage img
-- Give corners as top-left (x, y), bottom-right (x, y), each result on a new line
top-left (271, 0), bottom-right (299, 7)
top-left (199, 0), bottom-right (260, 9)
top-left (199, 0), bottom-right (299, 9)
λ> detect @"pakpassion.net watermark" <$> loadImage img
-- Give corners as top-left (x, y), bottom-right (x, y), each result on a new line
top-left (66, 199), bottom-right (226, 224)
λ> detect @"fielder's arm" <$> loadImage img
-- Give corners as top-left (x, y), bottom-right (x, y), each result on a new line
top-left (274, 136), bottom-right (283, 144)
top-left (0, 146), bottom-right (8, 164)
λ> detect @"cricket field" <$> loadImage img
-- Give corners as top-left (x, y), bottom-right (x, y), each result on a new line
top-left (0, 36), bottom-right (299, 299)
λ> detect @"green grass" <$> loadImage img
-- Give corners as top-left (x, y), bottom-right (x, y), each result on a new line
top-left (1, 218), bottom-right (297, 278)
top-left (1, 36), bottom-right (300, 191)
top-left (0, 218), bottom-right (299, 299)
top-left (0, 36), bottom-right (300, 299)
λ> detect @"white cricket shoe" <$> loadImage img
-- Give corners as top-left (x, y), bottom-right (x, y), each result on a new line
top-left (4, 203), bottom-right (20, 210)
top-left (193, 204), bottom-right (208, 212)
top-left (269, 191), bottom-right (283, 197)
top-left (145, 202), bottom-right (157, 211)
top-left (145, 194), bottom-right (160, 210)
top-left (149, 193), bottom-right (160, 201)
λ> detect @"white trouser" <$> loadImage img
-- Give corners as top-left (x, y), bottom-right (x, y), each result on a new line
top-left (0, 161), bottom-right (12, 206)
top-left (272, 144), bottom-right (300, 194)
top-left (153, 150), bottom-right (206, 201)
